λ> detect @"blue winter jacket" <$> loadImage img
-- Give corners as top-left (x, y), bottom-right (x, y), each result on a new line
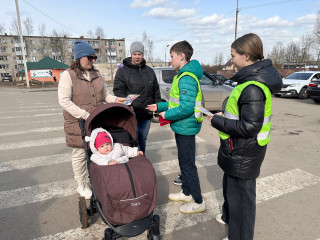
top-left (157, 60), bottom-right (203, 135)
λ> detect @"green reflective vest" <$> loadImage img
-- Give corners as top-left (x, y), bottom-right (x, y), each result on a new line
top-left (219, 81), bottom-right (272, 146)
top-left (168, 72), bottom-right (203, 123)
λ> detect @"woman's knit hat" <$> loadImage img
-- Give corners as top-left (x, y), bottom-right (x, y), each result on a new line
top-left (74, 40), bottom-right (95, 60)
top-left (130, 41), bottom-right (144, 55)
top-left (94, 132), bottom-right (112, 149)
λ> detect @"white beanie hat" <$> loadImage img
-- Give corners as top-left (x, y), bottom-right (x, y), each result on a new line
top-left (130, 41), bottom-right (144, 55)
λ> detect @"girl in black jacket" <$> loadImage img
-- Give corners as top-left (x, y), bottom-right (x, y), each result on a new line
top-left (209, 33), bottom-right (282, 240)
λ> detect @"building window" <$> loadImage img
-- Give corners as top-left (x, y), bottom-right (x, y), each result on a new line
top-left (0, 47), bottom-right (6, 52)
top-left (0, 38), bottom-right (6, 43)
top-left (32, 56), bottom-right (37, 61)
top-left (118, 42), bottom-right (122, 46)
top-left (0, 56), bottom-right (8, 61)
top-left (0, 64), bottom-right (9, 69)
top-left (119, 50), bottom-right (123, 54)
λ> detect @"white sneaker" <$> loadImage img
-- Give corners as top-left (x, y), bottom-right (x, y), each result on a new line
top-left (216, 213), bottom-right (226, 225)
top-left (222, 237), bottom-right (229, 240)
top-left (168, 190), bottom-right (193, 202)
top-left (179, 200), bottom-right (206, 214)
top-left (77, 182), bottom-right (92, 200)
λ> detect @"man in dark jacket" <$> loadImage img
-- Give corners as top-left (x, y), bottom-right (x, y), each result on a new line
top-left (113, 41), bottom-right (161, 154)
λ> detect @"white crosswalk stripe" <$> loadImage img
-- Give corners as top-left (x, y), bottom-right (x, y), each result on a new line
top-left (1, 103), bottom-right (320, 240)
top-left (0, 153), bottom-right (218, 209)
top-left (32, 169), bottom-right (320, 240)
top-left (0, 126), bottom-right (64, 136)
top-left (0, 135), bottom-right (205, 151)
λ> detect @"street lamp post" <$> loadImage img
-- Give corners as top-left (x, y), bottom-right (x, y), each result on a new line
top-left (165, 44), bottom-right (169, 66)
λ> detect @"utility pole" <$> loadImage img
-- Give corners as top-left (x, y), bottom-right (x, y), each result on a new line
top-left (15, 0), bottom-right (29, 87)
top-left (108, 43), bottom-right (113, 82)
top-left (165, 44), bottom-right (169, 66)
top-left (235, 0), bottom-right (239, 40)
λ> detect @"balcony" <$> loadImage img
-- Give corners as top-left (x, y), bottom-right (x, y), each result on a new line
top-left (16, 60), bottom-right (23, 64)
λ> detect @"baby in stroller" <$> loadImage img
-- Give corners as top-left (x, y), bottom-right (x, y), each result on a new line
top-left (78, 103), bottom-right (160, 240)
top-left (85, 127), bottom-right (143, 166)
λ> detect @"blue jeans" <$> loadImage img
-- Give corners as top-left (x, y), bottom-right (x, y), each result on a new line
top-left (175, 133), bottom-right (203, 204)
top-left (136, 119), bottom-right (151, 154)
top-left (222, 173), bottom-right (256, 240)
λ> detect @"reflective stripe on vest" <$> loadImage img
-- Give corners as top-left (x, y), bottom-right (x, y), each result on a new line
top-left (168, 72), bottom-right (203, 123)
top-left (219, 81), bottom-right (272, 146)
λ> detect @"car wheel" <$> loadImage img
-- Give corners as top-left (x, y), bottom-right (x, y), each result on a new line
top-left (298, 88), bottom-right (307, 99)
top-left (312, 98), bottom-right (320, 104)
top-left (274, 93), bottom-right (281, 97)
top-left (222, 97), bottom-right (228, 112)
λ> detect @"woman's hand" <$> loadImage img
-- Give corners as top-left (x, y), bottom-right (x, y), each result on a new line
top-left (146, 104), bottom-right (157, 112)
top-left (108, 160), bottom-right (119, 165)
top-left (137, 151), bottom-right (143, 156)
top-left (116, 97), bottom-right (126, 103)
top-left (208, 111), bottom-right (223, 121)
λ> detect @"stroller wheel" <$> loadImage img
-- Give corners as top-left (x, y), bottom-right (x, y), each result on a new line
top-left (78, 197), bottom-right (88, 229)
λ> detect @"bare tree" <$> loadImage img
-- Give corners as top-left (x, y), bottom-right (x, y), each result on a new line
top-left (95, 26), bottom-right (105, 39)
top-left (23, 17), bottom-right (33, 36)
top-left (10, 17), bottom-right (19, 36)
top-left (23, 17), bottom-right (34, 60)
top-left (87, 30), bottom-right (94, 38)
top-left (38, 23), bottom-right (47, 56)
top-left (299, 34), bottom-right (314, 62)
top-left (313, 10), bottom-right (320, 63)
top-left (285, 42), bottom-right (300, 63)
top-left (50, 29), bottom-right (69, 63)
top-left (267, 42), bottom-right (286, 68)
top-left (213, 52), bottom-right (224, 66)
top-left (0, 23), bottom-right (5, 35)
top-left (142, 31), bottom-right (154, 62)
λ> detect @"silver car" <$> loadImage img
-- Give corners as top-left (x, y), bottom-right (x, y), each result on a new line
top-left (153, 67), bottom-right (233, 112)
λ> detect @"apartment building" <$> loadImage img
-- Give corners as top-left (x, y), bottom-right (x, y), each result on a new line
top-left (0, 34), bottom-right (126, 81)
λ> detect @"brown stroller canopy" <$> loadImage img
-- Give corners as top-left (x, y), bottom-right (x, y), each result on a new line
top-left (85, 103), bottom-right (137, 141)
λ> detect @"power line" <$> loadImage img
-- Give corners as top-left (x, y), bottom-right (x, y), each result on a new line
top-left (241, 0), bottom-right (304, 10)
top-left (22, 0), bottom-right (81, 36)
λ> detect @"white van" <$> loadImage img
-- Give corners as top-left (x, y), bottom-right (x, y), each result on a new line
top-left (275, 71), bottom-right (320, 99)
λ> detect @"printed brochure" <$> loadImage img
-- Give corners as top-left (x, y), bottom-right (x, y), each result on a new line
top-left (195, 106), bottom-right (213, 116)
top-left (124, 94), bottom-right (140, 106)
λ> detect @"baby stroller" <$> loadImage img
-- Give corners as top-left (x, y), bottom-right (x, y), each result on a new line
top-left (78, 103), bottom-right (160, 240)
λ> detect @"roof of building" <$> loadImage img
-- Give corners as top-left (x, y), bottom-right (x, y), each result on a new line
top-left (27, 57), bottom-right (69, 70)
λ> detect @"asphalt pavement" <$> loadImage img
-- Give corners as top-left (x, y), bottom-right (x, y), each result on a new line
top-left (0, 86), bottom-right (319, 240)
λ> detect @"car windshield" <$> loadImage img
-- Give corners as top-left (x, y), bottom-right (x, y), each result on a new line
top-left (213, 75), bottom-right (227, 81)
top-left (286, 73), bottom-right (313, 80)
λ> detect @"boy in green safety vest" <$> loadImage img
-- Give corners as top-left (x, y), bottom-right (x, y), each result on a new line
top-left (146, 40), bottom-right (205, 214)
top-left (209, 33), bottom-right (282, 240)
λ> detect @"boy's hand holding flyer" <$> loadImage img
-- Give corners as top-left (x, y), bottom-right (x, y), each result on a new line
top-left (195, 106), bottom-right (213, 116)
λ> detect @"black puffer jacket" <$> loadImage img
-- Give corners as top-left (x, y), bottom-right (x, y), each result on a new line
top-left (211, 59), bottom-right (282, 179)
top-left (113, 57), bottom-right (161, 121)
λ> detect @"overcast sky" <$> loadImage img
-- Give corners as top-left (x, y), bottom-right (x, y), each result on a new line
top-left (0, 0), bottom-right (319, 64)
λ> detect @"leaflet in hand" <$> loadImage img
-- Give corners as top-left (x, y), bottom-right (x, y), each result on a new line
top-left (124, 94), bottom-right (140, 106)
top-left (195, 106), bottom-right (213, 116)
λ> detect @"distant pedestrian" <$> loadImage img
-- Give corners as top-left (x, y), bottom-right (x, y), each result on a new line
top-left (146, 40), bottom-right (205, 214)
top-left (53, 76), bottom-right (57, 83)
top-left (58, 40), bottom-right (125, 200)
top-left (113, 41), bottom-right (161, 155)
top-left (209, 33), bottom-right (282, 240)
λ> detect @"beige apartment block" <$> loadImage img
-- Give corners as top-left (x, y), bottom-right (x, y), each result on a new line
top-left (0, 34), bottom-right (126, 81)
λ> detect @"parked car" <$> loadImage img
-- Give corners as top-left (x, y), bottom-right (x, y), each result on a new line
top-left (1, 75), bottom-right (12, 82)
top-left (306, 78), bottom-right (320, 103)
top-left (210, 74), bottom-right (237, 87)
top-left (152, 67), bottom-right (233, 112)
top-left (274, 71), bottom-right (320, 99)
